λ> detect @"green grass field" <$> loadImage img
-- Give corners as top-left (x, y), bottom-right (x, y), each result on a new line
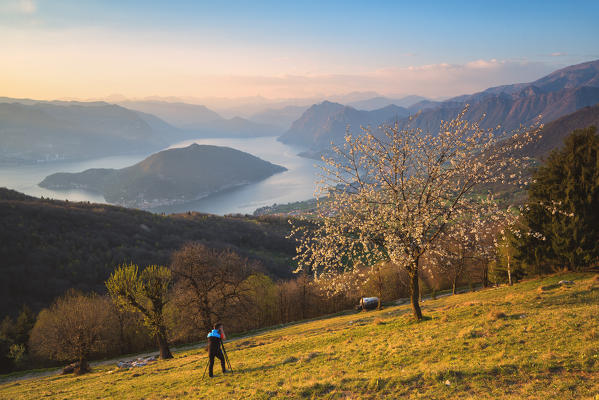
top-left (1, 273), bottom-right (598, 399)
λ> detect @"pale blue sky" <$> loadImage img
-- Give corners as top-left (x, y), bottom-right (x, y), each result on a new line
top-left (1, 0), bottom-right (598, 99)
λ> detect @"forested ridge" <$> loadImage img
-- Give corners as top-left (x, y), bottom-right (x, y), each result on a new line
top-left (0, 188), bottom-right (295, 318)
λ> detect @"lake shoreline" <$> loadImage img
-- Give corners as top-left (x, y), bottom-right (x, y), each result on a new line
top-left (0, 137), bottom-right (322, 216)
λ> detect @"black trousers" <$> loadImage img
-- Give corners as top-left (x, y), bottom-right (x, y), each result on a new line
top-left (209, 346), bottom-right (226, 376)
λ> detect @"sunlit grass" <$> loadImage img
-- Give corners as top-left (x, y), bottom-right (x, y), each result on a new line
top-left (1, 273), bottom-right (598, 399)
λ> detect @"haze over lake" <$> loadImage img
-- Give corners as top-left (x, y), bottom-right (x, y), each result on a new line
top-left (0, 137), bottom-right (321, 215)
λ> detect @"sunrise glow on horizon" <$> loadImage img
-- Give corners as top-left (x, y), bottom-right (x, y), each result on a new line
top-left (2, 0), bottom-right (598, 101)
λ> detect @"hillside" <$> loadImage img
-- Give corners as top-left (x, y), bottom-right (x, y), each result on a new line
top-left (278, 101), bottom-right (410, 149)
top-left (391, 60), bottom-right (599, 135)
top-left (119, 100), bottom-right (281, 137)
top-left (118, 100), bottom-right (223, 128)
top-left (248, 105), bottom-right (309, 130)
top-left (524, 103), bottom-right (599, 158)
top-left (1, 273), bottom-right (597, 399)
top-left (0, 188), bottom-right (295, 318)
top-left (0, 100), bottom-right (178, 164)
top-left (39, 144), bottom-right (287, 208)
top-left (402, 86), bottom-right (599, 134)
top-left (453, 59), bottom-right (599, 104)
top-left (347, 95), bottom-right (429, 110)
top-left (282, 60), bottom-right (599, 151)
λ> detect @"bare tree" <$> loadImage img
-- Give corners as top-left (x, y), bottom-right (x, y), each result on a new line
top-left (108, 303), bottom-right (153, 355)
top-left (29, 291), bottom-right (113, 374)
top-left (170, 243), bottom-right (255, 334)
top-left (431, 200), bottom-right (506, 294)
top-left (361, 262), bottom-right (393, 309)
top-left (106, 264), bottom-right (173, 359)
top-left (292, 107), bottom-right (541, 320)
top-left (432, 223), bottom-right (477, 294)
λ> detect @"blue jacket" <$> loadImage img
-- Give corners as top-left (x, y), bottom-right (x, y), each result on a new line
top-left (207, 329), bottom-right (221, 339)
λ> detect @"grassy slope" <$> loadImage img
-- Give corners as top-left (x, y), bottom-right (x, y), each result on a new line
top-left (1, 273), bottom-right (598, 399)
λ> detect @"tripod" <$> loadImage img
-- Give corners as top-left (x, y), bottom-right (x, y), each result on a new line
top-left (202, 340), bottom-right (233, 379)
top-left (221, 341), bottom-right (233, 373)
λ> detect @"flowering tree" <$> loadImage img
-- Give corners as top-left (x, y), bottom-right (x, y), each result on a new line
top-left (432, 221), bottom-right (478, 294)
top-left (292, 107), bottom-right (541, 320)
top-left (430, 197), bottom-right (513, 293)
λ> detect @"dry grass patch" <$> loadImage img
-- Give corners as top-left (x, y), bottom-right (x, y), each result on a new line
top-left (586, 328), bottom-right (598, 341)
top-left (461, 300), bottom-right (483, 307)
top-left (458, 325), bottom-right (484, 339)
top-left (585, 275), bottom-right (599, 291)
top-left (487, 310), bottom-right (507, 321)
top-left (300, 352), bottom-right (320, 363)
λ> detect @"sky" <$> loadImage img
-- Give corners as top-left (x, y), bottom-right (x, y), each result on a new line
top-left (1, 0), bottom-right (598, 102)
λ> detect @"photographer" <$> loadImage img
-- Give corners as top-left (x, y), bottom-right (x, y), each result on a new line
top-left (206, 323), bottom-right (228, 377)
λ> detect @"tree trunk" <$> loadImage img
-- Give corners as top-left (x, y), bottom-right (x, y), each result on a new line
top-left (409, 272), bottom-right (423, 320)
top-left (202, 317), bottom-right (212, 336)
top-left (300, 275), bottom-right (307, 319)
top-left (117, 312), bottom-right (128, 354)
top-left (452, 279), bottom-right (457, 295)
top-left (76, 356), bottom-right (89, 375)
top-left (377, 267), bottom-right (383, 310)
top-left (507, 254), bottom-right (512, 286)
top-left (156, 328), bottom-right (173, 359)
top-left (200, 296), bottom-right (213, 334)
top-left (482, 264), bottom-right (489, 288)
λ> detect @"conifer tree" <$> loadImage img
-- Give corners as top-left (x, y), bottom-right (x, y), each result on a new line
top-left (516, 126), bottom-right (599, 270)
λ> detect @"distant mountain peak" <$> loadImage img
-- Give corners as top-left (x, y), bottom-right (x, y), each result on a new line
top-left (348, 95), bottom-right (429, 110)
top-left (279, 102), bottom-right (411, 149)
top-left (280, 59), bottom-right (599, 152)
top-left (316, 100), bottom-right (345, 109)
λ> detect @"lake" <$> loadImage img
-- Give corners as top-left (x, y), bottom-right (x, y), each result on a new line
top-left (0, 137), bottom-right (322, 215)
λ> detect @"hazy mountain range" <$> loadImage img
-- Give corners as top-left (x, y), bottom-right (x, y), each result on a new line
top-left (346, 95), bottom-right (429, 110)
top-left (247, 105), bottom-right (310, 130)
top-left (0, 93), bottom-right (430, 164)
top-left (278, 102), bottom-right (413, 149)
top-left (279, 60), bottom-right (599, 151)
top-left (0, 98), bottom-right (284, 164)
top-left (0, 100), bottom-right (175, 164)
top-left (118, 100), bottom-right (281, 137)
top-left (39, 143), bottom-right (286, 209)
top-left (2, 59), bottom-right (598, 165)
top-left (114, 91), bottom-right (429, 118)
